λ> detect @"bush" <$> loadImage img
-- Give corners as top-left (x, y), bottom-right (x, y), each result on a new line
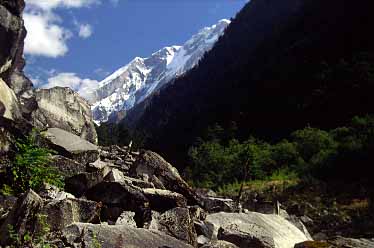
top-left (1, 130), bottom-right (64, 195)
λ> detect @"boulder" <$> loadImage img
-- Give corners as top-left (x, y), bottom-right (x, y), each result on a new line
top-left (41, 198), bottom-right (101, 232)
top-left (0, 190), bottom-right (43, 246)
top-left (143, 188), bottom-right (187, 212)
top-left (200, 196), bottom-right (237, 213)
top-left (38, 183), bottom-right (75, 200)
top-left (205, 212), bottom-right (311, 248)
top-left (115, 211), bottom-right (137, 227)
top-left (131, 150), bottom-right (198, 204)
top-left (104, 169), bottom-right (155, 188)
top-left (0, 2), bottom-right (24, 80)
top-left (197, 235), bottom-right (211, 246)
top-left (0, 194), bottom-right (17, 224)
top-left (32, 87), bottom-right (98, 144)
top-left (328, 236), bottom-right (374, 248)
top-left (201, 240), bottom-right (239, 248)
top-left (65, 171), bottom-right (104, 197)
top-left (0, 0), bottom-right (25, 16)
top-left (50, 155), bottom-right (87, 177)
top-left (9, 70), bottom-right (37, 119)
top-left (62, 223), bottom-right (193, 248)
top-left (42, 128), bottom-right (99, 164)
top-left (149, 207), bottom-right (197, 246)
top-left (85, 181), bottom-right (151, 226)
top-left (0, 78), bottom-right (21, 121)
top-left (217, 223), bottom-right (275, 248)
top-left (294, 241), bottom-right (333, 248)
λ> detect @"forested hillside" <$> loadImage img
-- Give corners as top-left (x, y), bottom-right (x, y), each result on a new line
top-left (129, 0), bottom-right (374, 170)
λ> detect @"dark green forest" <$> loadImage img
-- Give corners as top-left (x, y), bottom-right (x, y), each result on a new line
top-left (127, 0), bottom-right (374, 171)
top-left (186, 116), bottom-right (374, 191)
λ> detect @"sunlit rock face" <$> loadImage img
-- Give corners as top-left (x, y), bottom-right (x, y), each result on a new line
top-left (32, 87), bottom-right (98, 144)
top-left (90, 19), bottom-right (230, 124)
top-left (205, 212), bottom-right (312, 248)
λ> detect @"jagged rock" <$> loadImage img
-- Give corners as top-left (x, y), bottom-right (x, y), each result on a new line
top-left (201, 240), bottom-right (239, 248)
top-left (41, 198), bottom-right (101, 232)
top-left (285, 215), bottom-right (313, 241)
top-left (104, 169), bottom-right (155, 188)
top-left (115, 211), bottom-right (137, 227)
top-left (65, 171), bottom-right (104, 197)
top-left (294, 241), bottom-right (334, 248)
top-left (189, 205), bottom-right (207, 221)
top-left (205, 212), bottom-right (310, 248)
top-left (32, 87), bottom-right (98, 144)
top-left (0, 190), bottom-right (43, 246)
top-left (328, 236), bottom-right (374, 248)
top-left (131, 150), bottom-right (198, 204)
top-left (149, 207), bottom-right (197, 246)
top-left (0, 78), bottom-right (21, 121)
top-left (38, 183), bottom-right (75, 200)
top-left (42, 128), bottom-right (99, 164)
top-left (85, 182), bottom-right (151, 226)
top-left (200, 196), bottom-right (237, 213)
top-left (50, 155), bottom-right (87, 177)
top-left (9, 70), bottom-right (37, 119)
top-left (194, 220), bottom-right (214, 239)
top-left (196, 188), bottom-right (218, 198)
top-left (0, 0), bottom-right (25, 16)
top-left (0, 2), bottom-right (24, 80)
top-left (143, 188), bottom-right (187, 212)
top-left (62, 223), bottom-right (193, 248)
top-left (197, 235), bottom-right (211, 246)
top-left (217, 223), bottom-right (275, 248)
top-left (0, 195), bottom-right (17, 225)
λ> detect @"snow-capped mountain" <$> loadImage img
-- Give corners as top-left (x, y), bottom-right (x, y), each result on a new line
top-left (90, 19), bottom-right (231, 124)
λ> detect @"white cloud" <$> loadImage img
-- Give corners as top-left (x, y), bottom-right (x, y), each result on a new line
top-left (24, 0), bottom-right (98, 57)
top-left (24, 11), bottom-right (71, 58)
top-left (43, 72), bottom-right (98, 101)
top-left (78, 23), bottom-right (93, 38)
top-left (26, 0), bottom-right (99, 11)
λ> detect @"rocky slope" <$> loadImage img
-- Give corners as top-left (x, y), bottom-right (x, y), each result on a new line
top-left (90, 19), bottom-right (230, 124)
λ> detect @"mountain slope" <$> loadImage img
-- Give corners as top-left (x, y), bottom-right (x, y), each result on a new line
top-left (90, 20), bottom-right (230, 124)
top-left (132, 0), bottom-right (374, 169)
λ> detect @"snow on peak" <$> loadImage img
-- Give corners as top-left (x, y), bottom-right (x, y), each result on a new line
top-left (91, 19), bottom-right (231, 124)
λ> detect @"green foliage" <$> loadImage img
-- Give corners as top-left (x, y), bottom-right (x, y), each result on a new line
top-left (7, 214), bottom-right (55, 248)
top-left (7, 130), bottom-right (64, 194)
top-left (188, 116), bottom-right (374, 190)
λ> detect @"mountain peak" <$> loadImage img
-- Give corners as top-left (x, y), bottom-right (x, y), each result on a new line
top-left (91, 19), bottom-right (230, 124)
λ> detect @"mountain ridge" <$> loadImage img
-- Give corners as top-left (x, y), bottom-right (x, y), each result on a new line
top-left (90, 19), bottom-right (231, 124)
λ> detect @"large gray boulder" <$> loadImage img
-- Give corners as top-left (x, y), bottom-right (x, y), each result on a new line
top-left (33, 87), bottom-right (98, 144)
top-left (206, 212), bottom-right (311, 248)
top-left (41, 198), bottom-right (101, 232)
top-left (42, 128), bottom-right (99, 164)
top-left (63, 223), bottom-right (193, 248)
top-left (85, 181), bottom-right (151, 226)
top-left (131, 150), bottom-right (198, 205)
top-left (50, 155), bottom-right (87, 177)
top-left (294, 236), bottom-right (374, 248)
top-left (0, 190), bottom-right (43, 246)
top-left (201, 240), bottom-right (239, 248)
top-left (149, 207), bottom-right (197, 246)
top-left (0, 78), bottom-right (21, 121)
top-left (217, 223), bottom-right (275, 248)
top-left (199, 196), bottom-right (237, 213)
top-left (143, 188), bottom-right (188, 212)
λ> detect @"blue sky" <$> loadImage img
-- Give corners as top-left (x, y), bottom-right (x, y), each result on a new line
top-left (24, 0), bottom-right (247, 91)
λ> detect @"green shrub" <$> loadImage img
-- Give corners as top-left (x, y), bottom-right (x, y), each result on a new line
top-left (4, 130), bottom-right (64, 194)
